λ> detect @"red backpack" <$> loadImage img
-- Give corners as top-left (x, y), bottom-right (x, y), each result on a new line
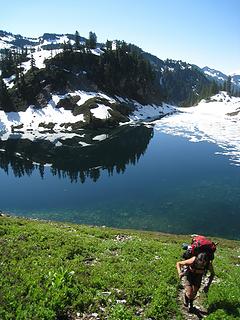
top-left (183, 235), bottom-right (217, 260)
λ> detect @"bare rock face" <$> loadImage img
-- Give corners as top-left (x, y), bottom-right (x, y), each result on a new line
top-left (56, 95), bottom-right (80, 110)
top-left (35, 86), bottom-right (52, 108)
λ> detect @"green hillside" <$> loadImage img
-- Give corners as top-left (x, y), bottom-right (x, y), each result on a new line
top-left (0, 215), bottom-right (239, 319)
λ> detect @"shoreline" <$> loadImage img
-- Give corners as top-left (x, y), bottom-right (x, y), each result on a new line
top-left (1, 211), bottom-right (239, 243)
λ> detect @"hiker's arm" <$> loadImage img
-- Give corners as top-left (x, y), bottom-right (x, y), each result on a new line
top-left (203, 262), bottom-right (215, 293)
top-left (176, 257), bottom-right (195, 278)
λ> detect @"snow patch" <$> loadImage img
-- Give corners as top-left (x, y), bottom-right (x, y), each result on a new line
top-left (0, 40), bottom-right (13, 49)
top-left (92, 134), bottom-right (108, 141)
top-left (130, 102), bottom-right (176, 122)
top-left (90, 104), bottom-right (112, 119)
top-left (154, 92), bottom-right (240, 166)
top-left (0, 104), bottom-right (85, 135)
top-left (21, 48), bottom-right (62, 73)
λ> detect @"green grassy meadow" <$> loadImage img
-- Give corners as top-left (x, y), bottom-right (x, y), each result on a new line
top-left (0, 215), bottom-right (239, 319)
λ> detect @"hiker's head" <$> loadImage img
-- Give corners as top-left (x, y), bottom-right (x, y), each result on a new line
top-left (196, 252), bottom-right (209, 265)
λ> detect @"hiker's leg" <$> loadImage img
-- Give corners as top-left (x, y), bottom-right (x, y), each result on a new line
top-left (185, 284), bottom-right (194, 300)
top-left (191, 274), bottom-right (202, 299)
top-left (184, 286), bottom-right (194, 312)
top-left (192, 284), bottom-right (200, 299)
top-left (183, 275), bottom-right (193, 299)
top-left (187, 284), bottom-right (201, 312)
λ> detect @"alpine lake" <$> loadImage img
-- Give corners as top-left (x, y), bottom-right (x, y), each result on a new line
top-left (0, 122), bottom-right (239, 240)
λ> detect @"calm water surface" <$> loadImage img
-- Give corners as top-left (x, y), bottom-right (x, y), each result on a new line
top-left (0, 124), bottom-right (239, 239)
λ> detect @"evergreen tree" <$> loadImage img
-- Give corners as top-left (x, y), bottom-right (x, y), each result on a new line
top-left (30, 54), bottom-right (36, 70)
top-left (18, 71), bottom-right (26, 96)
top-left (105, 40), bottom-right (112, 51)
top-left (88, 31), bottom-right (97, 49)
top-left (66, 40), bottom-right (73, 52)
top-left (226, 76), bottom-right (232, 95)
top-left (0, 49), bottom-right (15, 77)
top-left (0, 76), bottom-right (13, 111)
top-left (62, 41), bottom-right (68, 53)
top-left (15, 66), bottom-right (20, 85)
top-left (209, 80), bottom-right (219, 96)
top-left (75, 30), bottom-right (80, 49)
top-left (50, 44), bottom-right (53, 59)
top-left (223, 80), bottom-right (227, 91)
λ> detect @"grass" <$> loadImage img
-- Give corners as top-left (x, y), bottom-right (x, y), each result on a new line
top-left (0, 215), bottom-right (239, 319)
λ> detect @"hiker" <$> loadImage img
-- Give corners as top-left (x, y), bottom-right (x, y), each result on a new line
top-left (176, 252), bottom-right (215, 312)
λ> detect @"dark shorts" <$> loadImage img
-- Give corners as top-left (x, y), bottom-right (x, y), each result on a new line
top-left (183, 272), bottom-right (203, 288)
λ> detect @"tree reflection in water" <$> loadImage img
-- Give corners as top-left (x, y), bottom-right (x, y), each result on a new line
top-left (0, 125), bottom-right (154, 183)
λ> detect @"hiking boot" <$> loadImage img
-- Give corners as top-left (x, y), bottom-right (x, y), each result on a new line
top-left (188, 305), bottom-right (195, 313)
top-left (188, 300), bottom-right (194, 313)
top-left (183, 294), bottom-right (189, 307)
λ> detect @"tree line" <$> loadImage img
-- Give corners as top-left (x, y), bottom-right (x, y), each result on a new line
top-left (0, 32), bottom-right (157, 111)
top-left (48, 36), bottom-right (157, 103)
top-left (0, 29), bottom-right (239, 113)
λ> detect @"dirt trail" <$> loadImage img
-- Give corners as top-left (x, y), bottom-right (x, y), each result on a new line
top-left (178, 277), bottom-right (209, 320)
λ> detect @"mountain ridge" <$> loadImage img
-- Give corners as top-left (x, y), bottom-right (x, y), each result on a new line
top-left (202, 65), bottom-right (240, 93)
top-left (0, 29), bottom-right (239, 130)
top-left (1, 29), bottom-right (239, 79)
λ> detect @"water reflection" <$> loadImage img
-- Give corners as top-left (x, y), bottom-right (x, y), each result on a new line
top-left (0, 125), bottom-right (153, 183)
